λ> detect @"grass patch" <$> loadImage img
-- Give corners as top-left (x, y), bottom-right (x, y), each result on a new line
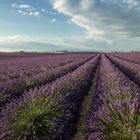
top-left (72, 65), bottom-right (99, 140)
top-left (3, 93), bottom-right (62, 140)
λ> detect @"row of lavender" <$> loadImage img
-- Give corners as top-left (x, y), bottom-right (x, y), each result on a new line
top-left (0, 55), bottom-right (100, 139)
top-left (0, 55), bottom-right (95, 108)
top-left (107, 54), bottom-right (140, 86)
top-left (1, 52), bottom-right (140, 140)
top-left (111, 52), bottom-right (140, 64)
top-left (86, 55), bottom-right (140, 139)
top-left (0, 54), bottom-right (89, 83)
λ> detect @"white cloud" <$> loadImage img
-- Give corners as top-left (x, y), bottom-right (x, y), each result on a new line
top-left (51, 0), bottom-right (140, 40)
top-left (17, 10), bottom-right (27, 15)
top-left (11, 3), bottom-right (57, 18)
top-left (29, 11), bottom-right (41, 17)
top-left (41, 9), bottom-right (56, 16)
top-left (71, 15), bottom-right (104, 39)
top-left (50, 18), bottom-right (56, 23)
top-left (19, 4), bottom-right (30, 9)
top-left (11, 3), bottom-right (41, 17)
top-left (11, 3), bottom-right (31, 9)
top-left (0, 35), bottom-right (28, 44)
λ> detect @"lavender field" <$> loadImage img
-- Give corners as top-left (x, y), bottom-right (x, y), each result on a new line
top-left (0, 52), bottom-right (140, 140)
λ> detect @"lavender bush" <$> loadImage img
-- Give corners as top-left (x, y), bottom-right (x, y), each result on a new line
top-left (0, 55), bottom-right (100, 139)
top-left (0, 56), bottom-right (94, 108)
top-left (111, 52), bottom-right (140, 64)
top-left (0, 53), bottom-right (90, 83)
top-left (86, 55), bottom-right (140, 140)
top-left (107, 54), bottom-right (140, 86)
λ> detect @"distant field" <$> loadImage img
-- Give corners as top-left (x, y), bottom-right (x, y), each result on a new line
top-left (0, 52), bottom-right (78, 60)
top-left (0, 52), bottom-right (140, 140)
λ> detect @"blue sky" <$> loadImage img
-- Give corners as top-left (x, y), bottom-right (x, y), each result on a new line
top-left (0, 0), bottom-right (140, 52)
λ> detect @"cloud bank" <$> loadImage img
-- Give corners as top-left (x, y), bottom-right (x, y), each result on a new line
top-left (0, 35), bottom-right (140, 52)
top-left (51, 0), bottom-right (140, 40)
